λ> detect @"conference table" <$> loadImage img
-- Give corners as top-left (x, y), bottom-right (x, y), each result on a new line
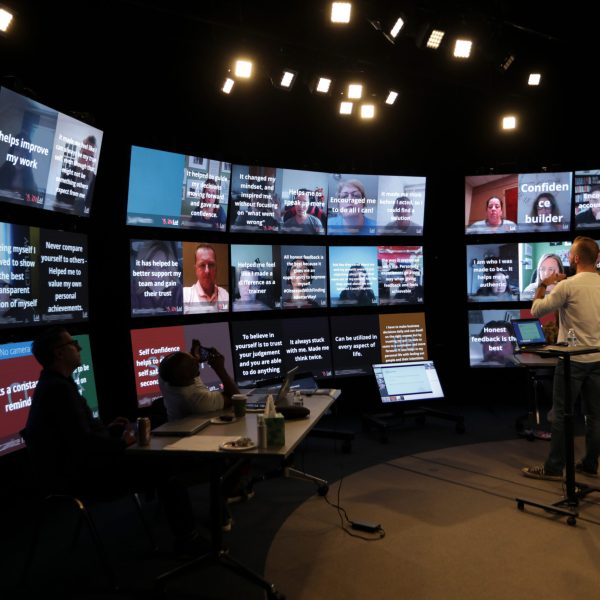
top-left (131, 390), bottom-right (339, 599)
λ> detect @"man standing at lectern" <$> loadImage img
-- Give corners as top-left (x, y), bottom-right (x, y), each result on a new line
top-left (522, 236), bottom-right (600, 480)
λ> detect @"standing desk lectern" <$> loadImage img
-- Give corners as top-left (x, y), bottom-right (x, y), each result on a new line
top-left (515, 345), bottom-right (600, 526)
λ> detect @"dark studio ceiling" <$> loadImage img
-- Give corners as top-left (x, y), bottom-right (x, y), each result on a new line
top-left (2, 1), bottom-right (599, 174)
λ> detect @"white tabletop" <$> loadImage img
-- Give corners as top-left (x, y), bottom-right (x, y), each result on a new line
top-left (130, 391), bottom-right (339, 459)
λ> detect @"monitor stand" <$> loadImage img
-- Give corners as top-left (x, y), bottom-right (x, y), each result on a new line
top-left (361, 405), bottom-right (466, 443)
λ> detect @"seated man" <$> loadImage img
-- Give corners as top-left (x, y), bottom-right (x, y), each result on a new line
top-left (23, 326), bottom-right (205, 555)
top-left (158, 340), bottom-right (239, 420)
top-left (158, 343), bottom-right (253, 507)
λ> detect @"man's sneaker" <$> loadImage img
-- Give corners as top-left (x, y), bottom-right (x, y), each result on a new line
top-left (575, 461), bottom-right (598, 478)
top-left (226, 487), bottom-right (255, 505)
top-left (521, 465), bottom-right (562, 481)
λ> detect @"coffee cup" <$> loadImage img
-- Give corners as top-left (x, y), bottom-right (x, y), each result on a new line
top-left (231, 394), bottom-right (247, 417)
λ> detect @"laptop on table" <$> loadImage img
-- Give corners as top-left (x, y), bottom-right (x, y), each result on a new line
top-left (152, 415), bottom-right (212, 436)
top-left (245, 366), bottom-right (300, 410)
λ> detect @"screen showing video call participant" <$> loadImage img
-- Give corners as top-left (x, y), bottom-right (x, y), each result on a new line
top-left (467, 196), bottom-right (517, 234)
top-left (469, 310), bottom-right (520, 367)
top-left (327, 178), bottom-right (377, 235)
top-left (183, 243), bottom-right (229, 314)
top-left (382, 196), bottom-right (422, 234)
top-left (281, 189), bottom-right (324, 234)
top-left (576, 183), bottom-right (600, 228)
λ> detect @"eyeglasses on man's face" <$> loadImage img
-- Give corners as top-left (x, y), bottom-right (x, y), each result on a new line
top-left (56, 339), bottom-right (82, 351)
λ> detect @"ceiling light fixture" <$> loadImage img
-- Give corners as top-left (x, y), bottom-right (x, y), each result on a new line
top-left (528, 73), bottom-right (541, 86)
top-left (453, 39), bottom-right (472, 59)
top-left (385, 91), bottom-right (399, 105)
top-left (331, 2), bottom-right (351, 24)
top-left (0, 7), bottom-right (13, 33)
top-left (222, 78), bottom-right (235, 94)
top-left (339, 101), bottom-right (353, 115)
top-left (347, 83), bottom-right (363, 99)
top-left (502, 115), bottom-right (517, 130)
top-left (360, 104), bottom-right (375, 119)
top-left (234, 59), bottom-right (253, 79)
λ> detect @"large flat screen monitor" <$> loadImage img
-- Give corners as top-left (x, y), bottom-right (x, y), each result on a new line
top-left (0, 87), bottom-right (103, 217)
top-left (127, 145), bottom-right (231, 230)
top-left (130, 240), bottom-right (228, 316)
top-left (130, 321), bottom-right (234, 407)
top-left (230, 316), bottom-right (332, 386)
top-left (573, 169), bottom-right (600, 230)
top-left (0, 334), bottom-right (98, 457)
top-left (231, 244), bottom-right (327, 311)
top-left (229, 164), bottom-right (426, 236)
top-left (466, 240), bottom-right (572, 303)
top-left (331, 312), bottom-right (428, 376)
top-left (373, 360), bottom-right (444, 404)
top-left (465, 172), bottom-right (572, 235)
top-left (467, 308), bottom-right (555, 368)
top-left (1, 221), bottom-right (88, 328)
top-left (329, 246), bottom-right (424, 307)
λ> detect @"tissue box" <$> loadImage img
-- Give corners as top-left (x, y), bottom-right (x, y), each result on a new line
top-left (265, 414), bottom-right (285, 447)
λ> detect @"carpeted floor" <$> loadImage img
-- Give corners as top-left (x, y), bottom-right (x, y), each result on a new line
top-left (3, 402), bottom-right (597, 599)
top-left (266, 437), bottom-right (600, 600)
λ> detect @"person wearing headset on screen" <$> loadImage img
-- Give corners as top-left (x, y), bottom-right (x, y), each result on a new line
top-left (520, 253), bottom-right (565, 301)
top-left (190, 178), bottom-right (227, 230)
top-left (183, 244), bottom-right (229, 313)
top-left (23, 326), bottom-right (207, 556)
top-left (522, 237), bottom-right (600, 480)
top-left (281, 189), bottom-right (324, 234)
top-left (467, 196), bottom-right (517, 233)
top-left (327, 179), bottom-right (376, 235)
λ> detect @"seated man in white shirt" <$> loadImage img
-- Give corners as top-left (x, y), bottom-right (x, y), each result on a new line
top-left (158, 342), bottom-right (238, 420)
top-left (183, 244), bottom-right (229, 314)
top-left (158, 343), bottom-right (252, 510)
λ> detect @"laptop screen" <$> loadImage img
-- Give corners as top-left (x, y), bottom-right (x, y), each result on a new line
top-left (372, 361), bottom-right (444, 404)
top-left (511, 318), bottom-right (546, 346)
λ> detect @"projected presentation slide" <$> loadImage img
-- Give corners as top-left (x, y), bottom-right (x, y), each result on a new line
top-left (0, 334), bottom-right (97, 457)
top-left (331, 312), bottom-right (428, 376)
top-left (231, 244), bottom-right (327, 311)
top-left (327, 173), bottom-right (426, 236)
top-left (0, 221), bottom-right (88, 328)
top-left (0, 86), bottom-right (103, 217)
top-left (230, 317), bottom-right (332, 386)
top-left (130, 321), bottom-right (234, 407)
top-left (574, 170), bottom-right (600, 230)
top-left (127, 145), bottom-right (231, 230)
top-left (465, 171), bottom-right (572, 234)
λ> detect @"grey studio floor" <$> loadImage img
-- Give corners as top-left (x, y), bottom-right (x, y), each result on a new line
top-left (2, 403), bottom-right (600, 600)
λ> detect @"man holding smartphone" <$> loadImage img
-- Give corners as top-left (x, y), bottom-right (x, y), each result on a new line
top-left (158, 339), bottom-right (239, 421)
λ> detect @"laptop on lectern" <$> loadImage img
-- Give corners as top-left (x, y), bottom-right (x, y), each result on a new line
top-left (510, 318), bottom-right (549, 351)
top-left (372, 361), bottom-right (444, 405)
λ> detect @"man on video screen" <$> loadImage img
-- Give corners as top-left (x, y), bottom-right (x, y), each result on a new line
top-left (183, 244), bottom-right (228, 314)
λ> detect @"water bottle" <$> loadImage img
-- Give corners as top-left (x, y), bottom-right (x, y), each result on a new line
top-left (257, 415), bottom-right (267, 449)
top-left (567, 328), bottom-right (578, 347)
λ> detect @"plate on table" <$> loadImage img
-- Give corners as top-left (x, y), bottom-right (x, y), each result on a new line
top-left (210, 416), bottom-right (237, 425)
top-left (219, 438), bottom-right (257, 452)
